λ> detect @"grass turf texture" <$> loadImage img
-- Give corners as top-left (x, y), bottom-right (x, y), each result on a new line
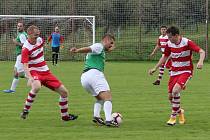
top-left (0, 61), bottom-right (210, 140)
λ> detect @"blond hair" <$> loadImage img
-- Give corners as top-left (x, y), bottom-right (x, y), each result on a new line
top-left (27, 25), bottom-right (39, 35)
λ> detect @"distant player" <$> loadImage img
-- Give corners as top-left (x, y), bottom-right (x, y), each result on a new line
top-left (20, 25), bottom-right (78, 121)
top-left (149, 26), bottom-right (205, 126)
top-left (149, 25), bottom-right (171, 85)
top-left (70, 34), bottom-right (118, 127)
top-left (48, 26), bottom-right (64, 66)
top-left (3, 22), bottom-right (27, 93)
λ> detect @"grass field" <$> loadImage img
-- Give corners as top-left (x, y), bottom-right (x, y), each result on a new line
top-left (0, 61), bottom-right (210, 140)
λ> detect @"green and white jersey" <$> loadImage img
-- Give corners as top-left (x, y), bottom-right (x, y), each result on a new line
top-left (84, 43), bottom-right (105, 72)
top-left (15, 31), bottom-right (27, 56)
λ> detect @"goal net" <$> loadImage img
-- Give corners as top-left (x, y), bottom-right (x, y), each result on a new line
top-left (0, 15), bottom-right (95, 61)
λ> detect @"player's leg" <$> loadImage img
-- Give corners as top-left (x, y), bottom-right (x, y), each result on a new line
top-left (167, 83), bottom-right (182, 125)
top-left (54, 85), bottom-right (78, 121)
top-left (20, 80), bottom-right (41, 119)
top-left (153, 63), bottom-right (165, 85)
top-left (55, 47), bottom-right (60, 65)
top-left (3, 55), bottom-right (22, 93)
top-left (81, 72), bottom-right (105, 125)
top-left (96, 91), bottom-right (118, 127)
top-left (52, 48), bottom-right (56, 65)
top-left (92, 100), bottom-right (105, 125)
top-left (10, 67), bottom-right (19, 92)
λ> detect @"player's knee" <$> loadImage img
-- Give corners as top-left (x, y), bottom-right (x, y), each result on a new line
top-left (172, 84), bottom-right (181, 95)
top-left (18, 72), bottom-right (25, 78)
top-left (59, 87), bottom-right (69, 97)
top-left (102, 91), bottom-right (112, 100)
top-left (32, 83), bottom-right (41, 92)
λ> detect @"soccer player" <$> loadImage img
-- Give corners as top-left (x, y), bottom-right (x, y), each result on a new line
top-left (70, 34), bottom-right (118, 127)
top-left (48, 26), bottom-right (64, 66)
top-left (3, 22), bottom-right (27, 93)
top-left (149, 25), bottom-right (171, 85)
top-left (149, 26), bottom-right (205, 126)
top-left (20, 25), bottom-right (78, 121)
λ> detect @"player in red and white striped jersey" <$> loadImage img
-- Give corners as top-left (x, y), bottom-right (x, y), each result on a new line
top-left (150, 26), bottom-right (171, 85)
top-left (149, 26), bottom-right (205, 126)
top-left (20, 25), bottom-right (78, 121)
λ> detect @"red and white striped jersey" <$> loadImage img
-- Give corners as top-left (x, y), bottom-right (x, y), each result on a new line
top-left (21, 37), bottom-right (50, 74)
top-left (164, 37), bottom-right (201, 76)
top-left (157, 35), bottom-right (168, 53)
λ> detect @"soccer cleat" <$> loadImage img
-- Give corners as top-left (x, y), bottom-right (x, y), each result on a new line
top-left (3, 89), bottom-right (15, 93)
top-left (20, 110), bottom-right (29, 119)
top-left (105, 120), bottom-right (119, 127)
top-left (167, 117), bottom-right (176, 126)
top-left (62, 114), bottom-right (78, 121)
top-left (92, 117), bottom-right (105, 125)
top-left (178, 109), bottom-right (186, 124)
top-left (153, 80), bottom-right (160, 85)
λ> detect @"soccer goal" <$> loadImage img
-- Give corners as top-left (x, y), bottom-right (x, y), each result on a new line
top-left (0, 15), bottom-right (95, 61)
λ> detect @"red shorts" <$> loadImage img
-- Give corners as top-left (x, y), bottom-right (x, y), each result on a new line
top-left (168, 72), bottom-right (192, 93)
top-left (30, 71), bottom-right (62, 90)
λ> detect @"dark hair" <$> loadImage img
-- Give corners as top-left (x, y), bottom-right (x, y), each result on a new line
top-left (160, 25), bottom-right (167, 29)
top-left (166, 26), bottom-right (179, 36)
top-left (17, 21), bottom-right (24, 26)
top-left (102, 33), bottom-right (115, 41)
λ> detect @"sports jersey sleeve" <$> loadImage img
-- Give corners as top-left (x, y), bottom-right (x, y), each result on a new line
top-left (19, 34), bottom-right (27, 44)
top-left (188, 40), bottom-right (201, 52)
top-left (48, 34), bottom-right (52, 42)
top-left (157, 38), bottom-right (161, 46)
top-left (164, 44), bottom-right (171, 56)
top-left (21, 47), bottom-right (29, 63)
top-left (60, 35), bottom-right (64, 43)
top-left (90, 43), bottom-right (103, 54)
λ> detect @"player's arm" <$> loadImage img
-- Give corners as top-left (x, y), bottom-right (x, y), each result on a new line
top-left (149, 38), bottom-right (161, 57)
top-left (47, 35), bottom-right (52, 44)
top-left (70, 47), bottom-right (91, 53)
top-left (60, 35), bottom-right (64, 43)
top-left (13, 34), bottom-right (27, 47)
top-left (149, 44), bottom-right (170, 75)
top-left (148, 55), bottom-right (168, 75)
top-left (21, 47), bottom-right (34, 84)
top-left (70, 44), bottom-right (103, 54)
top-left (12, 39), bottom-right (23, 46)
top-left (188, 40), bottom-right (205, 69)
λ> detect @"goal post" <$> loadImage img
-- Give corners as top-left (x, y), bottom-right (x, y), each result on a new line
top-left (0, 15), bottom-right (95, 61)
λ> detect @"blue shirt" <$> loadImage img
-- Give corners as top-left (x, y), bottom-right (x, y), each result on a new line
top-left (50, 32), bottom-right (63, 47)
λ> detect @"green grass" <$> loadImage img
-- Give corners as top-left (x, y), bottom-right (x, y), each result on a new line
top-left (0, 61), bottom-right (210, 140)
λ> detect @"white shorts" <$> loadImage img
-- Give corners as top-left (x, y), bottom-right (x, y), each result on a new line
top-left (14, 55), bottom-right (24, 73)
top-left (81, 69), bottom-right (110, 96)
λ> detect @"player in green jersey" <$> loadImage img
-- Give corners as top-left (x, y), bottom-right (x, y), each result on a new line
top-left (3, 22), bottom-right (27, 93)
top-left (70, 33), bottom-right (119, 127)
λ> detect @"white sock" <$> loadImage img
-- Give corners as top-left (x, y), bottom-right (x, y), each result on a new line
top-left (10, 78), bottom-right (19, 91)
top-left (103, 100), bottom-right (112, 121)
top-left (93, 100), bottom-right (103, 117)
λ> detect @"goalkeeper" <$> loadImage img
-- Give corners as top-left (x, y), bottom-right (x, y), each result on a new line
top-left (48, 26), bottom-right (64, 66)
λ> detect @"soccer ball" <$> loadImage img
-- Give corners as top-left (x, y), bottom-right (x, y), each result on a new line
top-left (112, 112), bottom-right (123, 125)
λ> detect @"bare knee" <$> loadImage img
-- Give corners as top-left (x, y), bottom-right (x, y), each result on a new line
top-left (55, 85), bottom-right (69, 98)
top-left (32, 82), bottom-right (41, 93)
top-left (96, 91), bottom-right (112, 101)
top-left (172, 84), bottom-right (182, 96)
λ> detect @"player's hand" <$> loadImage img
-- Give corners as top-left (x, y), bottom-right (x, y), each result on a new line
top-left (61, 46), bottom-right (64, 49)
top-left (196, 61), bottom-right (203, 69)
top-left (149, 52), bottom-right (155, 59)
top-left (148, 68), bottom-right (156, 75)
top-left (107, 46), bottom-right (115, 52)
top-left (70, 47), bottom-right (78, 53)
top-left (27, 77), bottom-right (34, 86)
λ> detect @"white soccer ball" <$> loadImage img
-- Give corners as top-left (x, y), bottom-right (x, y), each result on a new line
top-left (112, 112), bottom-right (123, 125)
